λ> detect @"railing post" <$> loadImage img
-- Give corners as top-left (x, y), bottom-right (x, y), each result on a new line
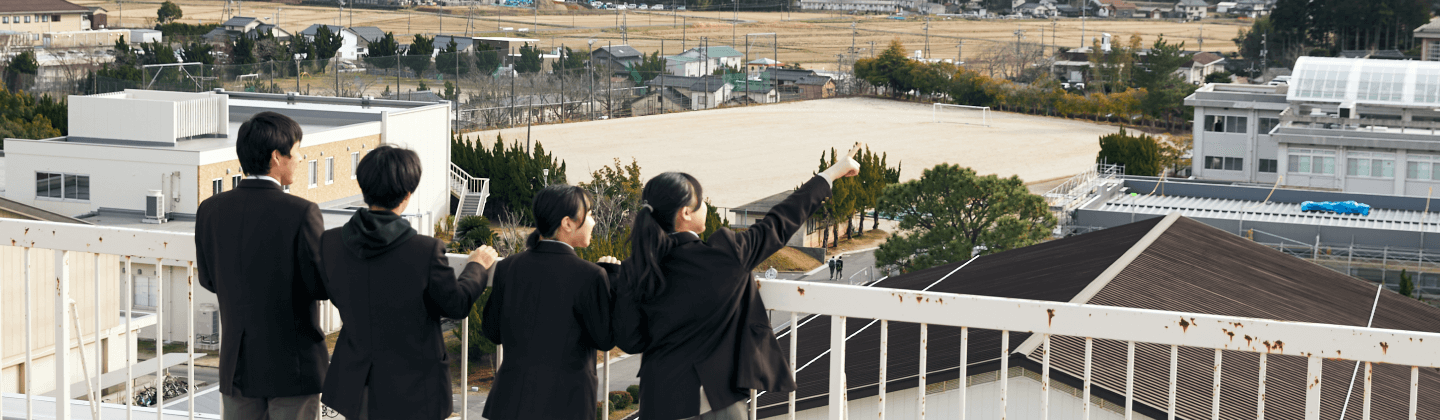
top-left (1083, 337), bottom-right (1091, 420)
top-left (1000, 330), bottom-right (1008, 420)
top-left (126, 256), bottom-right (134, 420)
top-left (461, 317), bottom-right (469, 420)
top-left (156, 257), bottom-right (165, 419)
top-left (877, 319), bottom-right (885, 420)
top-left (1212, 349), bottom-right (1222, 420)
top-left (1304, 356), bottom-right (1322, 420)
top-left (1041, 334), bottom-right (1050, 420)
top-left (1362, 362), bottom-right (1372, 420)
top-left (959, 326), bottom-right (967, 420)
top-left (828, 315), bottom-right (846, 420)
top-left (918, 323), bottom-right (927, 420)
top-left (94, 254), bottom-right (104, 420)
top-left (1168, 345), bottom-right (1177, 420)
top-left (24, 247), bottom-right (35, 420)
top-left (55, 249), bottom-right (71, 420)
top-left (1257, 353), bottom-right (1267, 420)
top-left (790, 312), bottom-right (798, 420)
top-left (1411, 366), bottom-right (1420, 420)
top-left (1125, 341), bottom-right (1134, 420)
top-left (187, 262), bottom-right (196, 420)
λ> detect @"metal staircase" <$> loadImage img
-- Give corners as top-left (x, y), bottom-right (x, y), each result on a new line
top-left (449, 163), bottom-right (490, 230)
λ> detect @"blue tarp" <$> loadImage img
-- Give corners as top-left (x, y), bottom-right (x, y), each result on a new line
top-left (1300, 201), bottom-right (1371, 216)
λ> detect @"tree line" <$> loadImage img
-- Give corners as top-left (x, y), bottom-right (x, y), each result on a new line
top-left (856, 38), bottom-right (1198, 130)
top-left (1232, 0), bottom-right (1431, 70)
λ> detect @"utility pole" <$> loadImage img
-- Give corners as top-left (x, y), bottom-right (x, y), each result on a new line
top-left (923, 17), bottom-right (930, 59)
top-left (957, 40), bottom-right (962, 64)
top-left (1198, 23), bottom-right (1204, 51)
top-left (850, 21), bottom-right (856, 56)
top-left (588, 39), bottom-right (595, 120)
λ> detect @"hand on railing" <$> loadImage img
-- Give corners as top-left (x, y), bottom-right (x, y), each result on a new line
top-left (598, 256), bottom-right (620, 265)
top-left (469, 245), bottom-right (499, 268)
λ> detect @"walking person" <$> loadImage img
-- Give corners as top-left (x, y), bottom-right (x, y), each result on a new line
top-left (482, 184), bottom-right (620, 420)
top-left (196, 111), bottom-right (329, 420)
top-left (836, 255), bottom-right (845, 282)
top-left (315, 146), bottom-right (497, 420)
top-left (613, 143), bottom-right (864, 420)
top-left (826, 256), bottom-right (836, 280)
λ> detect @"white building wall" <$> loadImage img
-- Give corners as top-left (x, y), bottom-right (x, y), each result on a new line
top-left (69, 96), bottom-right (177, 145)
top-left (779, 368), bottom-right (1143, 420)
top-left (381, 105), bottom-right (452, 235)
top-left (3, 140), bottom-right (199, 217)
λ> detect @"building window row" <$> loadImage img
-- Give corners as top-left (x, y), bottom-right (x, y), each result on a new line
top-left (1204, 115), bottom-right (1247, 134)
top-left (1205, 156), bottom-right (1244, 171)
top-left (1288, 149), bottom-right (1336, 175)
top-left (1346, 152), bottom-right (1396, 179)
top-left (1408, 155), bottom-right (1440, 181)
top-left (1258, 159), bottom-right (1278, 173)
top-left (1258, 117), bottom-right (1279, 135)
top-left (36, 172), bottom-right (90, 201)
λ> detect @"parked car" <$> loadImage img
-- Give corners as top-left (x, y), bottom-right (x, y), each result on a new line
top-left (639, 3), bottom-right (648, 8)
top-left (676, 5), bottom-right (686, 9)
top-left (651, 4), bottom-right (663, 9)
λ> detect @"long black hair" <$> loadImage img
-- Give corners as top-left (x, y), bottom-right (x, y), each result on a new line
top-left (526, 184), bottom-right (595, 248)
top-left (629, 172), bottom-right (703, 301)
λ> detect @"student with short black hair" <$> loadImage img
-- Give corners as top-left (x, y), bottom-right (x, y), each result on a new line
top-left (196, 111), bottom-right (329, 420)
top-left (481, 184), bottom-right (620, 420)
top-left (613, 143), bottom-right (864, 420)
top-left (317, 145), bottom-right (497, 420)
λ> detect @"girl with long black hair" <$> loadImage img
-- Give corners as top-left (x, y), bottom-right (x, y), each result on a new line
top-left (614, 143), bottom-right (864, 420)
top-left (482, 184), bottom-right (621, 420)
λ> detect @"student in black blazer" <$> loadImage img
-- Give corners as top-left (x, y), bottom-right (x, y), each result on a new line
top-left (316, 146), bottom-right (498, 420)
top-left (613, 143), bottom-right (864, 420)
top-left (482, 184), bottom-right (620, 420)
top-left (196, 111), bottom-right (329, 420)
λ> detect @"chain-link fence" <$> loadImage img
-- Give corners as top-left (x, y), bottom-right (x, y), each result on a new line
top-left (41, 47), bottom-right (858, 131)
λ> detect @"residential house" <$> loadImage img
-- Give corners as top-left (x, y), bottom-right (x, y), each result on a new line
top-left (1174, 0), bottom-right (1206, 19)
top-left (201, 16), bottom-right (291, 44)
top-left (1232, 0), bottom-right (1273, 17)
top-left (755, 214), bottom-right (1440, 419)
top-left (763, 68), bottom-right (835, 100)
top-left (665, 46), bottom-right (745, 77)
top-left (747, 57), bottom-right (782, 75)
top-left (1014, 1), bottom-right (1057, 17)
top-left (1098, 0), bottom-right (1137, 18)
top-left (592, 44), bottom-right (644, 73)
top-left (630, 75), bottom-right (731, 116)
top-left (1415, 17), bottom-right (1440, 61)
top-left (1177, 51), bottom-right (1224, 84)
top-left (0, 0), bottom-right (98, 33)
top-left (798, 0), bottom-right (906, 13)
top-left (299, 24), bottom-right (367, 60)
top-left (729, 79), bottom-right (778, 105)
top-left (1215, 1), bottom-right (1235, 14)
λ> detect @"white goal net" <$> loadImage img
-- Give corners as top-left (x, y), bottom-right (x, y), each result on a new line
top-left (933, 103), bottom-right (991, 127)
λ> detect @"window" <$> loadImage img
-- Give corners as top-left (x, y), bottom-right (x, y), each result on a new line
top-left (326, 157), bottom-right (335, 185)
top-left (51, 15), bottom-right (59, 22)
top-left (1288, 148), bottom-right (1337, 175)
top-left (1408, 154), bottom-right (1440, 181)
top-left (1346, 152), bottom-right (1396, 178)
top-left (212, 179), bottom-right (223, 195)
top-left (3, 17), bottom-right (9, 24)
top-left (36, 172), bottom-right (89, 201)
top-left (1258, 118), bottom-right (1279, 135)
top-left (351, 152), bottom-right (360, 179)
top-left (1258, 159), bottom-right (1278, 173)
top-left (308, 160), bottom-right (318, 188)
top-left (1203, 115), bottom-right (1247, 133)
top-left (1204, 156), bottom-right (1244, 171)
top-left (40, 15), bottom-right (47, 22)
top-left (24, 15), bottom-right (30, 23)
top-left (134, 275), bottom-right (157, 308)
top-left (231, 175), bottom-right (242, 189)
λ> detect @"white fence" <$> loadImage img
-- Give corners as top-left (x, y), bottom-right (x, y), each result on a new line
top-left (2, 218), bottom-right (1439, 420)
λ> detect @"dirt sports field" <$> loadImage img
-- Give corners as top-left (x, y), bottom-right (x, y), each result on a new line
top-left (464, 97), bottom-right (1119, 209)
top-left (76, 0), bottom-right (1245, 68)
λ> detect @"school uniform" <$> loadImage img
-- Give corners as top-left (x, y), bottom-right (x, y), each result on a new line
top-left (481, 240), bottom-right (618, 420)
top-left (613, 175), bottom-right (832, 420)
top-left (195, 177), bottom-right (328, 420)
top-left (316, 209), bottom-right (488, 420)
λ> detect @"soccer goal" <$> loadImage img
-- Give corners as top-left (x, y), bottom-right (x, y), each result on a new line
top-left (933, 103), bottom-right (991, 127)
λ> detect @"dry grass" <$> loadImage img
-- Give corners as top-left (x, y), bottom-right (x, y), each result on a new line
top-left (759, 246), bottom-right (823, 272)
top-left (75, 0), bottom-right (1245, 68)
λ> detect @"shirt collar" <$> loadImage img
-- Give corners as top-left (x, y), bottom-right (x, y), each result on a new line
top-left (540, 239), bottom-right (575, 250)
top-left (245, 175), bottom-right (282, 187)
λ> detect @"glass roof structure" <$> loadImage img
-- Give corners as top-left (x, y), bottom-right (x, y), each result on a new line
top-left (1287, 56), bottom-right (1440, 107)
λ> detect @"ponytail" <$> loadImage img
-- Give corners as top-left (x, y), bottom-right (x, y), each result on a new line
top-left (628, 172), bottom-right (703, 302)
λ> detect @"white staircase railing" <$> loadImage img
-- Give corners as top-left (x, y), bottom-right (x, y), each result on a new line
top-left (448, 163), bottom-right (490, 233)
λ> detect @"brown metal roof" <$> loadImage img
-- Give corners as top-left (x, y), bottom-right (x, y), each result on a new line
top-left (0, 0), bottom-right (89, 14)
top-left (756, 217), bottom-right (1163, 416)
top-left (758, 215), bottom-right (1440, 419)
top-left (1041, 216), bottom-right (1440, 420)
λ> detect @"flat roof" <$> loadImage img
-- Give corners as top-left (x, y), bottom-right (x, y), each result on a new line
top-left (81, 207), bottom-right (357, 232)
top-left (1096, 193), bottom-right (1434, 232)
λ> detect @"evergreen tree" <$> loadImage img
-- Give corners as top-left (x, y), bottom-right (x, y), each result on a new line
top-left (405, 34), bottom-right (434, 76)
top-left (435, 38), bottom-right (470, 76)
top-left (1399, 269), bottom-right (1416, 299)
top-left (515, 44), bottom-right (543, 74)
top-left (875, 164), bottom-right (1054, 273)
top-left (364, 32), bottom-right (402, 70)
top-left (551, 46), bottom-right (588, 74)
top-left (626, 51), bottom-right (666, 81)
top-left (450, 133), bottom-right (567, 222)
top-left (312, 25), bottom-right (345, 62)
top-left (156, 1), bottom-right (184, 24)
top-left (1096, 128), bottom-right (1163, 176)
top-left (475, 42), bottom-right (502, 76)
top-left (3, 50), bottom-right (39, 92)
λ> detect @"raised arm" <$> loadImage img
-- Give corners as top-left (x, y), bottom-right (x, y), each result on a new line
top-left (729, 142), bottom-right (864, 269)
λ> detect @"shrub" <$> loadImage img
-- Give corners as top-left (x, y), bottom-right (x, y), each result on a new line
top-left (608, 390), bottom-right (633, 410)
top-left (626, 384), bottom-right (641, 404)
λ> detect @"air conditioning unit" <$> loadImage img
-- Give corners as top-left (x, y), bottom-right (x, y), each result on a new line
top-left (143, 190), bottom-right (167, 224)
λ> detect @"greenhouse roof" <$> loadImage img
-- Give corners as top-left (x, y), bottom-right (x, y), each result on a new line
top-left (1287, 56), bottom-right (1440, 107)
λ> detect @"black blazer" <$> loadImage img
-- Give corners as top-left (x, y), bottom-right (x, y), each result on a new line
top-left (317, 231), bottom-right (487, 420)
top-left (481, 241), bottom-right (617, 420)
top-left (195, 179), bottom-right (329, 398)
top-left (613, 175), bottom-right (831, 420)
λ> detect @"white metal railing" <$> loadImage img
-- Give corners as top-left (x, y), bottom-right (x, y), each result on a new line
top-left (5, 218), bottom-right (1440, 420)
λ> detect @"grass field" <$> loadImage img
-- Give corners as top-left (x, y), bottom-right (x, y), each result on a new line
top-left (463, 97), bottom-right (1119, 209)
top-left (75, 0), bottom-right (1246, 68)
